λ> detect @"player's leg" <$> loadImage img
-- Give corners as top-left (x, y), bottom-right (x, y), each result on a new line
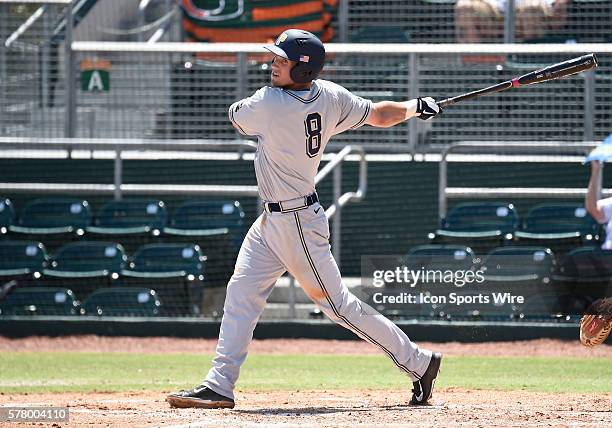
top-left (270, 205), bottom-right (440, 403)
top-left (167, 215), bottom-right (286, 408)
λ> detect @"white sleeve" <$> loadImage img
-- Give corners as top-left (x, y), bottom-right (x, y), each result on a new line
top-left (228, 88), bottom-right (266, 136)
top-left (597, 198), bottom-right (612, 224)
top-left (331, 84), bottom-right (372, 135)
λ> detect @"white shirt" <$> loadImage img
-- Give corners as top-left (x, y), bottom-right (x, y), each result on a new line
top-left (597, 197), bottom-right (612, 249)
top-left (229, 79), bottom-right (371, 202)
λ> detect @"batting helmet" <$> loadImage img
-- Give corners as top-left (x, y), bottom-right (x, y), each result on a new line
top-left (264, 29), bottom-right (325, 84)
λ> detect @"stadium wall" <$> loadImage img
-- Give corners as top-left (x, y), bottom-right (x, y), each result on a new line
top-left (0, 316), bottom-right (578, 341)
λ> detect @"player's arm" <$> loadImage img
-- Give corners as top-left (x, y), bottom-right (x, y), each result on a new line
top-left (228, 89), bottom-right (266, 136)
top-left (366, 97), bottom-right (441, 128)
top-left (585, 160), bottom-right (607, 223)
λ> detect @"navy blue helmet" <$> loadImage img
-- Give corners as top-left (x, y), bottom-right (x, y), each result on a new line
top-left (264, 29), bottom-right (326, 84)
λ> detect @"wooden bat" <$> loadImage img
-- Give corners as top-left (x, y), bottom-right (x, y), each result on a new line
top-left (438, 53), bottom-right (598, 109)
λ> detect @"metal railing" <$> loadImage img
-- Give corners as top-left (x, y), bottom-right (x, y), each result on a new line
top-left (0, 137), bottom-right (259, 199)
top-left (315, 145), bottom-right (368, 263)
top-left (438, 140), bottom-right (606, 221)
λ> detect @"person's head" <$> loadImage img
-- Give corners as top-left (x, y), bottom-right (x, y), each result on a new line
top-left (264, 29), bottom-right (325, 90)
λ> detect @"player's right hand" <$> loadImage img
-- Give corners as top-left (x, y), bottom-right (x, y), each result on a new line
top-left (416, 97), bottom-right (441, 121)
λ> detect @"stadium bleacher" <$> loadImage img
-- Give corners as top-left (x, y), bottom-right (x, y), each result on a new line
top-left (0, 197), bottom-right (250, 317)
top-left (1, 1), bottom-right (612, 325)
top-left (0, 194), bottom-right (610, 320)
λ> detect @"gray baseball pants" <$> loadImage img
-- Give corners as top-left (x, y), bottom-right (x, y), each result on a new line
top-left (203, 201), bottom-right (433, 399)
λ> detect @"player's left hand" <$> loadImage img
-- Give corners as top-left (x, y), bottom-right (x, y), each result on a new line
top-left (416, 97), bottom-right (441, 121)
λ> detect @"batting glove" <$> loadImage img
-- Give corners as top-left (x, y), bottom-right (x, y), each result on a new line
top-left (416, 97), bottom-right (441, 121)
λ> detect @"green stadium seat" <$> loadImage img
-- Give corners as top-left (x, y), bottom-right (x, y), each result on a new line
top-left (480, 246), bottom-right (558, 319)
top-left (9, 198), bottom-right (92, 252)
top-left (387, 245), bottom-right (478, 320)
top-left (121, 243), bottom-right (205, 316)
top-left (407, 244), bottom-right (477, 272)
top-left (165, 200), bottom-right (245, 243)
top-left (0, 287), bottom-right (79, 316)
top-left (42, 241), bottom-right (126, 300)
top-left (87, 199), bottom-right (167, 252)
top-left (514, 203), bottom-right (599, 255)
top-left (80, 287), bottom-right (161, 317)
top-left (164, 200), bottom-right (245, 287)
top-left (0, 240), bottom-right (48, 284)
top-left (0, 198), bottom-right (15, 236)
top-left (547, 246), bottom-right (612, 318)
top-left (430, 202), bottom-right (518, 254)
top-left (481, 246), bottom-right (555, 283)
top-left (555, 247), bottom-right (612, 284)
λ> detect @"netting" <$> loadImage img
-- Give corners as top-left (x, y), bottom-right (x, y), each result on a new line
top-left (1, 1), bottom-right (612, 321)
top-left (1, 139), bottom-right (611, 320)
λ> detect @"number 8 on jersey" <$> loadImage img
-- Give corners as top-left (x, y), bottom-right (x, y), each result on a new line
top-left (305, 112), bottom-right (322, 158)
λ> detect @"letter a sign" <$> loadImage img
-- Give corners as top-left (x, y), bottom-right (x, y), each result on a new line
top-left (80, 59), bottom-right (111, 92)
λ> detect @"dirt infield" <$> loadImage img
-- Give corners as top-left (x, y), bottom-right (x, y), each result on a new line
top-left (1, 336), bottom-right (612, 427)
top-left (3, 389), bottom-right (612, 427)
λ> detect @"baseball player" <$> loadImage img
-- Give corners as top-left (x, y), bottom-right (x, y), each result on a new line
top-left (167, 29), bottom-right (442, 409)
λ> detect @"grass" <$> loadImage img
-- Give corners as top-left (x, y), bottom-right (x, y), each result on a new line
top-left (0, 352), bottom-right (610, 394)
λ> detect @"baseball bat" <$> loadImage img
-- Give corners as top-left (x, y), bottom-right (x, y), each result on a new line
top-left (438, 53), bottom-right (598, 109)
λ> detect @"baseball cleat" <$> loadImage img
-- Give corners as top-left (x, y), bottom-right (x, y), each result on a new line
top-left (166, 385), bottom-right (235, 409)
top-left (410, 352), bottom-right (442, 405)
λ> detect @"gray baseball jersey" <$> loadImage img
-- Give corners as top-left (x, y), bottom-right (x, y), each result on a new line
top-left (202, 79), bottom-right (433, 401)
top-left (229, 79), bottom-right (371, 202)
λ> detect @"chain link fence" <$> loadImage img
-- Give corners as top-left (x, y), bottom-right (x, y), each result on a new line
top-left (65, 45), bottom-right (612, 150)
top-left (2, 1), bottom-right (611, 144)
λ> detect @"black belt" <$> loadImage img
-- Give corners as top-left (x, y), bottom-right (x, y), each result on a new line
top-left (265, 192), bottom-right (319, 213)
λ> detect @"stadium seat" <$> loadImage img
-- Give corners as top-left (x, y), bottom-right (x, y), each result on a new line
top-left (480, 246), bottom-right (558, 319)
top-left (42, 241), bottom-right (127, 300)
top-left (406, 244), bottom-right (477, 272)
top-left (514, 203), bottom-right (599, 255)
top-left (0, 198), bottom-right (15, 236)
top-left (553, 246), bottom-right (612, 316)
top-left (86, 199), bottom-right (167, 252)
top-left (399, 245), bottom-right (478, 319)
top-left (121, 243), bottom-right (206, 316)
top-left (80, 287), bottom-right (161, 317)
top-left (0, 287), bottom-right (79, 316)
top-left (481, 246), bottom-right (555, 283)
top-left (0, 240), bottom-right (48, 284)
top-left (9, 198), bottom-right (92, 251)
top-left (164, 200), bottom-right (245, 287)
top-left (429, 202), bottom-right (518, 254)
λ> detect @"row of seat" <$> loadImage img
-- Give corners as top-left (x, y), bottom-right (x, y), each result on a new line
top-left (0, 287), bottom-right (161, 317)
top-left (370, 244), bottom-right (612, 322)
top-left (0, 240), bottom-right (206, 315)
top-left (0, 240), bottom-right (205, 279)
top-left (0, 197), bottom-right (247, 251)
top-left (406, 244), bottom-right (612, 283)
top-left (429, 202), bottom-right (601, 254)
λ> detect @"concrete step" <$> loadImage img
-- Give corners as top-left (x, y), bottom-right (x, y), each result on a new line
top-left (267, 276), bottom-right (364, 304)
top-left (260, 302), bottom-right (322, 320)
